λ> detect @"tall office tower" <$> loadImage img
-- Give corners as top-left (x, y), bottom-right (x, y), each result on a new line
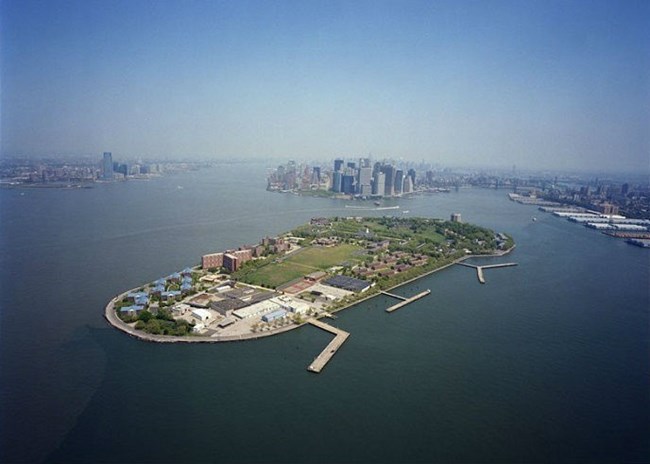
top-left (312, 166), bottom-right (321, 184)
top-left (403, 176), bottom-right (412, 194)
top-left (341, 174), bottom-right (355, 194)
top-left (382, 165), bottom-right (395, 197)
top-left (358, 167), bottom-right (373, 195)
top-left (408, 168), bottom-right (416, 186)
top-left (359, 157), bottom-right (371, 169)
top-left (334, 159), bottom-right (344, 172)
top-left (394, 170), bottom-right (404, 195)
top-left (102, 152), bottom-right (114, 180)
top-left (372, 162), bottom-right (382, 177)
top-left (372, 172), bottom-right (385, 196)
top-left (347, 161), bottom-right (356, 170)
top-left (332, 171), bottom-right (342, 192)
top-left (426, 170), bottom-right (434, 186)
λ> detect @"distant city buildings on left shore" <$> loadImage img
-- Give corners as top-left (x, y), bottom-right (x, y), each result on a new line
top-left (0, 152), bottom-right (211, 187)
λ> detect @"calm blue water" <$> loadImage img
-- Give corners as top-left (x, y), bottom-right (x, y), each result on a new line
top-left (1, 164), bottom-right (648, 463)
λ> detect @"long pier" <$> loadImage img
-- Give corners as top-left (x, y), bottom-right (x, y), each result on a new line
top-left (380, 291), bottom-right (407, 301)
top-left (307, 319), bottom-right (350, 373)
top-left (386, 289), bottom-right (431, 313)
top-left (455, 262), bottom-right (518, 284)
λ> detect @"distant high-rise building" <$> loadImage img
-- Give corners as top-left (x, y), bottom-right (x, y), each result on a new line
top-left (403, 176), bottom-right (412, 194)
top-left (359, 158), bottom-right (371, 168)
top-left (382, 165), bottom-right (395, 197)
top-left (341, 175), bottom-right (355, 194)
top-left (347, 162), bottom-right (356, 170)
top-left (372, 172), bottom-right (385, 196)
top-left (622, 183), bottom-right (630, 195)
top-left (332, 171), bottom-right (342, 192)
top-left (102, 152), bottom-right (113, 180)
top-left (358, 167), bottom-right (372, 195)
top-left (334, 159), bottom-right (344, 172)
top-left (312, 166), bottom-right (321, 184)
top-left (408, 168), bottom-right (416, 186)
top-left (451, 213), bottom-right (462, 223)
top-left (394, 170), bottom-right (404, 195)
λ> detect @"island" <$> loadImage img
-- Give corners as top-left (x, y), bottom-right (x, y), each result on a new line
top-left (105, 216), bottom-right (514, 346)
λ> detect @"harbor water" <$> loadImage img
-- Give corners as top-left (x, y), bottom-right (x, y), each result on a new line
top-left (1, 164), bottom-right (648, 463)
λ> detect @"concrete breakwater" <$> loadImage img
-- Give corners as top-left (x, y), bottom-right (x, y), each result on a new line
top-left (456, 262), bottom-right (518, 284)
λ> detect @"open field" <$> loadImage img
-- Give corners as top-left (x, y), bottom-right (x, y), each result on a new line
top-left (238, 262), bottom-right (306, 288)
top-left (236, 244), bottom-right (363, 288)
top-left (285, 244), bottom-right (362, 269)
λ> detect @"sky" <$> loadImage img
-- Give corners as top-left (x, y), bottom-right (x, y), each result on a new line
top-left (1, 0), bottom-right (648, 172)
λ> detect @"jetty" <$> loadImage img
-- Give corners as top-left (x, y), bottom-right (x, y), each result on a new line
top-left (380, 291), bottom-right (407, 301)
top-left (456, 262), bottom-right (518, 284)
top-left (307, 319), bottom-right (350, 373)
top-left (385, 289), bottom-right (431, 313)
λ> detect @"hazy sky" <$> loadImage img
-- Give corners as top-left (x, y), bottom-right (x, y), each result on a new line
top-left (2, 0), bottom-right (648, 172)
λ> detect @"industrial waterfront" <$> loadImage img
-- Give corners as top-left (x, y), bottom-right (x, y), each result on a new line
top-left (1, 163), bottom-right (648, 463)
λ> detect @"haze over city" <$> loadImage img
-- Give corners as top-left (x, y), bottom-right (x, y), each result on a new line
top-left (1, 0), bottom-right (649, 173)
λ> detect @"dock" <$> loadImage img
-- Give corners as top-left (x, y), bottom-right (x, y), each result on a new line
top-left (385, 289), bottom-right (431, 313)
top-left (455, 262), bottom-right (518, 284)
top-left (307, 319), bottom-right (350, 373)
top-left (380, 291), bottom-right (408, 301)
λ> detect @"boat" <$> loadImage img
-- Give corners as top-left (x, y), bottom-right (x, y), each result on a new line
top-left (374, 201), bottom-right (381, 206)
top-left (532, 217), bottom-right (537, 222)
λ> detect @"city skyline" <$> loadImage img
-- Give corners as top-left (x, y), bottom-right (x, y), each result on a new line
top-left (1, 0), bottom-right (648, 173)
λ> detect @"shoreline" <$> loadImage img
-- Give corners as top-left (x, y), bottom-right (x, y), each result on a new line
top-left (104, 245), bottom-right (516, 344)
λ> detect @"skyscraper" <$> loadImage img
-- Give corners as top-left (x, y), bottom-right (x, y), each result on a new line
top-left (382, 165), bottom-right (395, 197)
top-left (408, 168), bottom-right (416, 187)
top-left (394, 170), bottom-right (404, 195)
top-left (102, 152), bottom-right (114, 180)
top-left (358, 167), bottom-right (372, 195)
top-left (332, 171), bottom-right (342, 192)
top-left (334, 159), bottom-right (344, 172)
top-left (372, 172), bottom-right (385, 196)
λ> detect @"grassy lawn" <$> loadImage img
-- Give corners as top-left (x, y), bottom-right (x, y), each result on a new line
top-left (285, 244), bottom-right (362, 269)
top-left (240, 262), bottom-right (306, 288)
top-left (237, 244), bottom-right (363, 288)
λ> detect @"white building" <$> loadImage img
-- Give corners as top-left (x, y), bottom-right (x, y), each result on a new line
top-left (191, 308), bottom-right (212, 322)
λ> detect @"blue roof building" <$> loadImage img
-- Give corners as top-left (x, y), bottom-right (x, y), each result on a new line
top-left (151, 284), bottom-right (166, 295)
top-left (169, 272), bottom-right (182, 281)
top-left (154, 278), bottom-right (167, 286)
top-left (127, 291), bottom-right (149, 302)
top-left (181, 267), bottom-right (193, 276)
top-left (120, 305), bottom-right (144, 315)
top-left (181, 282), bottom-right (192, 293)
top-left (262, 309), bottom-right (287, 323)
top-left (134, 295), bottom-right (149, 306)
top-left (182, 276), bottom-right (193, 285)
top-left (161, 290), bottom-right (181, 300)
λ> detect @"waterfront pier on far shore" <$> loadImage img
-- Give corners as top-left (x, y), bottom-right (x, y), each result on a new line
top-left (385, 289), bottom-right (431, 313)
top-left (307, 319), bottom-right (350, 373)
top-left (456, 262), bottom-right (518, 284)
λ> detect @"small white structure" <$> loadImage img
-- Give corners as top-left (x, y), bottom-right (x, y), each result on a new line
top-left (192, 323), bottom-right (205, 333)
top-left (191, 308), bottom-right (212, 322)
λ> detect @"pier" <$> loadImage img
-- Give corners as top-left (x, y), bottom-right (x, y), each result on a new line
top-left (307, 319), bottom-right (350, 373)
top-left (386, 289), bottom-right (431, 313)
top-left (380, 291), bottom-right (407, 301)
top-left (456, 262), bottom-right (518, 284)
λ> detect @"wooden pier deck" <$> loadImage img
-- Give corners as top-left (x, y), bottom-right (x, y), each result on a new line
top-left (307, 319), bottom-right (350, 373)
top-left (386, 289), bottom-right (431, 313)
